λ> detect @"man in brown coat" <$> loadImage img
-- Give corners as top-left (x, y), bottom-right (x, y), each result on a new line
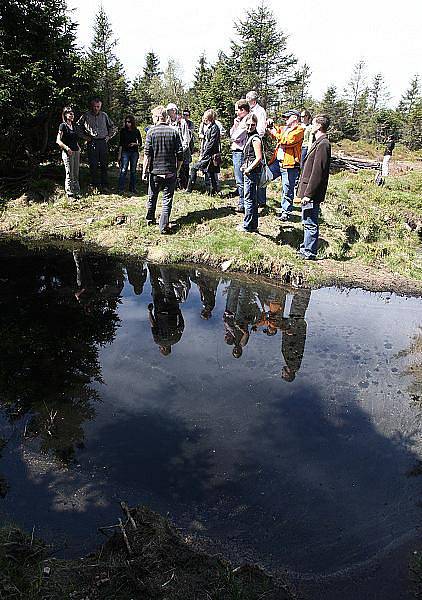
top-left (296, 115), bottom-right (331, 260)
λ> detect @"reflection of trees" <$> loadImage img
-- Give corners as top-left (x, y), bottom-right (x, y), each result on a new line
top-left (396, 327), bottom-right (422, 406)
top-left (0, 439), bottom-right (8, 497)
top-left (0, 247), bottom-right (122, 464)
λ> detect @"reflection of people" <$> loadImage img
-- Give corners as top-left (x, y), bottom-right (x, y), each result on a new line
top-left (254, 288), bottom-right (287, 336)
top-left (148, 266), bottom-right (185, 355)
top-left (281, 288), bottom-right (311, 382)
top-left (73, 250), bottom-right (124, 310)
top-left (126, 263), bottom-right (147, 295)
top-left (223, 281), bottom-right (260, 358)
top-left (191, 269), bottom-right (219, 319)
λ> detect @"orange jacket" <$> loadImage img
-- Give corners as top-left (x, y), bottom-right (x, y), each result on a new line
top-left (269, 124), bottom-right (304, 168)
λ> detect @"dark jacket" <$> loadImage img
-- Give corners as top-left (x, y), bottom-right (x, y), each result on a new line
top-left (197, 122), bottom-right (221, 173)
top-left (297, 134), bottom-right (331, 203)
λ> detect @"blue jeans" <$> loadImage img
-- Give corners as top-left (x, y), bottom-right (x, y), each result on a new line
top-left (300, 202), bottom-right (320, 258)
top-left (232, 151), bottom-right (244, 209)
top-left (118, 151), bottom-right (138, 192)
top-left (281, 166), bottom-right (299, 215)
top-left (243, 170), bottom-right (259, 231)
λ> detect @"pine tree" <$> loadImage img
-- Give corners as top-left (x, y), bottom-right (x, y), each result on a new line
top-left (187, 54), bottom-right (214, 122)
top-left (85, 6), bottom-right (129, 122)
top-left (230, 1), bottom-right (296, 110)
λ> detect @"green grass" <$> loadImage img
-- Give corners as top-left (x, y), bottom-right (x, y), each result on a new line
top-left (1, 162), bottom-right (421, 289)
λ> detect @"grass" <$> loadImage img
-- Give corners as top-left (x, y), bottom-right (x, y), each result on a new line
top-left (0, 154), bottom-right (421, 292)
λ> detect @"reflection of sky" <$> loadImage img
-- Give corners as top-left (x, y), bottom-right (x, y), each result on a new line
top-left (1, 267), bottom-right (421, 588)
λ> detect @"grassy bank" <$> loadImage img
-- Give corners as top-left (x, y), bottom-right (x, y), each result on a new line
top-left (0, 160), bottom-right (421, 294)
top-left (0, 507), bottom-right (295, 600)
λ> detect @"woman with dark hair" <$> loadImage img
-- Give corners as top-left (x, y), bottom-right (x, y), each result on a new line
top-left (186, 109), bottom-right (220, 196)
top-left (56, 106), bottom-right (81, 198)
top-left (118, 114), bottom-right (142, 194)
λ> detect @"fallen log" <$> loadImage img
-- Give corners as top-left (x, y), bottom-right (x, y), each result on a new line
top-left (330, 155), bottom-right (381, 173)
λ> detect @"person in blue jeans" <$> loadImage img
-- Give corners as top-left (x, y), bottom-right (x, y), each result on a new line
top-left (118, 115), bottom-right (142, 194)
top-left (266, 110), bottom-right (304, 221)
top-left (296, 115), bottom-right (331, 260)
top-left (236, 114), bottom-right (263, 233)
top-left (230, 99), bottom-right (250, 211)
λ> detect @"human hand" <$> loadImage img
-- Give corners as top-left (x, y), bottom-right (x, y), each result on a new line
top-left (67, 148), bottom-right (73, 156)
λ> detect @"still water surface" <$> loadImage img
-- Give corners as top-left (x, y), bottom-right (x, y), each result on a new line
top-left (0, 242), bottom-right (421, 599)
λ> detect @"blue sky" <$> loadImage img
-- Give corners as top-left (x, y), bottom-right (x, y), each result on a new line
top-left (68, 0), bottom-right (422, 107)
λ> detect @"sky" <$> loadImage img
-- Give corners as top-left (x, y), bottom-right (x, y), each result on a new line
top-left (68, 0), bottom-right (422, 107)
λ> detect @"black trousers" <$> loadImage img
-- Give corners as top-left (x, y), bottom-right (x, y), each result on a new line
top-left (87, 139), bottom-right (108, 187)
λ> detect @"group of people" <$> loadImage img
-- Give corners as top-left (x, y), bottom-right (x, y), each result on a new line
top-left (57, 92), bottom-right (332, 259)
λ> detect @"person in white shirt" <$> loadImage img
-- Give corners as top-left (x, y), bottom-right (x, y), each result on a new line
top-left (246, 91), bottom-right (267, 206)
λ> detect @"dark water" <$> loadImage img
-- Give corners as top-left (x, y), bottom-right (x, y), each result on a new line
top-left (0, 241), bottom-right (421, 599)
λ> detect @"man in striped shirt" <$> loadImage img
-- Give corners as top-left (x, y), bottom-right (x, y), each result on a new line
top-left (142, 106), bottom-right (183, 234)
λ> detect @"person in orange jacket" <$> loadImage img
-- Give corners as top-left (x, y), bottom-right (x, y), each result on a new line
top-left (266, 110), bottom-right (304, 221)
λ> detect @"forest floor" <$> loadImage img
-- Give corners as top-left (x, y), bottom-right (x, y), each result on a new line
top-left (0, 143), bottom-right (421, 295)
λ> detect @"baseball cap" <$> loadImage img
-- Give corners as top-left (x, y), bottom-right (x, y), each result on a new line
top-left (166, 103), bottom-right (178, 111)
top-left (282, 109), bottom-right (300, 118)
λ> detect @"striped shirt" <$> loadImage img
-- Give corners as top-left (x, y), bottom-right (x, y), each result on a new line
top-left (144, 124), bottom-right (183, 175)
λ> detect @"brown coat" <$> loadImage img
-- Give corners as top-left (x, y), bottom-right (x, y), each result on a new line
top-left (297, 134), bottom-right (331, 203)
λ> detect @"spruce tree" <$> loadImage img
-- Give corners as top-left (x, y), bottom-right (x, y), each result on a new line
top-left (131, 51), bottom-right (162, 124)
top-left (85, 6), bottom-right (129, 123)
top-left (230, 1), bottom-right (296, 110)
top-left (398, 74), bottom-right (420, 114)
top-left (0, 0), bottom-right (85, 166)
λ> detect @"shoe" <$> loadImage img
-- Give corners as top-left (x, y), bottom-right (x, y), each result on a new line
top-left (101, 186), bottom-right (111, 194)
top-left (277, 212), bottom-right (289, 221)
top-left (161, 226), bottom-right (174, 235)
top-left (296, 250), bottom-right (316, 261)
top-left (146, 218), bottom-right (157, 226)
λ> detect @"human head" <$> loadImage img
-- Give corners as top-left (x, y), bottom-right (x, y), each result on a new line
top-left (166, 102), bottom-right (178, 121)
top-left (62, 106), bottom-right (74, 122)
top-left (246, 90), bottom-right (259, 108)
top-left (232, 346), bottom-right (243, 359)
top-left (312, 114), bottom-right (330, 133)
top-left (245, 112), bottom-right (258, 133)
top-left (124, 114), bottom-right (136, 130)
top-left (236, 99), bottom-right (250, 119)
top-left (301, 109), bottom-right (312, 125)
top-left (183, 108), bottom-right (191, 120)
top-left (203, 109), bottom-right (216, 125)
top-left (152, 105), bottom-right (168, 124)
top-left (281, 365), bottom-right (296, 382)
top-left (282, 109), bottom-right (300, 127)
top-left (90, 97), bottom-right (102, 114)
